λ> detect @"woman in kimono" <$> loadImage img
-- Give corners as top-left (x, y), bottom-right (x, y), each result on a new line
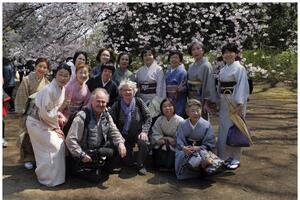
top-left (112, 52), bottom-right (136, 86)
top-left (91, 48), bottom-right (114, 78)
top-left (109, 79), bottom-right (152, 175)
top-left (136, 46), bottom-right (166, 106)
top-left (175, 99), bottom-right (219, 180)
top-left (187, 40), bottom-right (218, 120)
top-left (59, 63), bottom-right (91, 121)
top-left (66, 51), bottom-right (88, 81)
top-left (217, 43), bottom-right (249, 170)
top-left (26, 63), bottom-right (71, 187)
top-left (151, 98), bottom-right (184, 169)
top-left (165, 50), bottom-right (188, 117)
top-left (15, 58), bottom-right (50, 170)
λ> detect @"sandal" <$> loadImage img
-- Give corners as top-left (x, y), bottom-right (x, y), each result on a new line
top-left (226, 160), bottom-right (240, 170)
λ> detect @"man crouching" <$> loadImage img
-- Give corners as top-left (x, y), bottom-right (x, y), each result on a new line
top-left (65, 88), bottom-right (126, 182)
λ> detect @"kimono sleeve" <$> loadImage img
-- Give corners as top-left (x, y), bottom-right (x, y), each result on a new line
top-left (15, 77), bottom-right (30, 114)
top-left (151, 117), bottom-right (164, 143)
top-left (233, 66), bottom-right (249, 105)
top-left (156, 68), bottom-right (166, 99)
top-left (201, 124), bottom-right (215, 150)
top-left (176, 121), bottom-right (187, 151)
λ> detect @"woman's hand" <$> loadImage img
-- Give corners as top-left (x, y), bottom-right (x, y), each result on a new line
top-left (165, 137), bottom-right (176, 146)
top-left (183, 145), bottom-right (194, 156)
top-left (138, 132), bottom-right (148, 142)
top-left (156, 138), bottom-right (165, 145)
top-left (235, 104), bottom-right (244, 117)
top-left (118, 143), bottom-right (127, 158)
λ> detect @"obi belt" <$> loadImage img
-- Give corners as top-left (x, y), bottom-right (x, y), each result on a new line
top-left (220, 81), bottom-right (236, 94)
top-left (166, 85), bottom-right (178, 98)
top-left (139, 82), bottom-right (157, 94)
top-left (187, 80), bottom-right (202, 99)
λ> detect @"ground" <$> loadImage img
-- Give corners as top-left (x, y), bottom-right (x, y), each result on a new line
top-left (3, 83), bottom-right (297, 200)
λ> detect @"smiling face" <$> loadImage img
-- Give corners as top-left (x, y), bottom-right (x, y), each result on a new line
top-left (186, 105), bottom-right (201, 123)
top-left (35, 61), bottom-right (48, 77)
top-left (91, 91), bottom-right (108, 116)
top-left (100, 50), bottom-right (111, 64)
top-left (119, 54), bottom-right (130, 70)
top-left (76, 67), bottom-right (89, 85)
top-left (169, 54), bottom-right (181, 68)
top-left (75, 54), bottom-right (86, 67)
top-left (143, 51), bottom-right (154, 66)
top-left (191, 43), bottom-right (204, 60)
top-left (222, 50), bottom-right (237, 65)
top-left (56, 69), bottom-right (70, 88)
top-left (162, 100), bottom-right (175, 119)
top-left (101, 68), bottom-right (113, 82)
top-left (120, 84), bottom-right (134, 103)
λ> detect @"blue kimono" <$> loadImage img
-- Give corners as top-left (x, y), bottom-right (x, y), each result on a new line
top-left (165, 64), bottom-right (187, 117)
top-left (175, 117), bottom-right (215, 180)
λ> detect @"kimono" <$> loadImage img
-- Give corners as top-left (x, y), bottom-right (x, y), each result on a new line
top-left (112, 67), bottom-right (136, 86)
top-left (15, 72), bottom-right (49, 162)
top-left (61, 78), bottom-right (91, 120)
top-left (86, 75), bottom-right (118, 107)
top-left (217, 61), bottom-right (249, 162)
top-left (165, 64), bottom-right (188, 117)
top-left (135, 61), bottom-right (166, 105)
top-left (175, 117), bottom-right (215, 180)
top-left (26, 79), bottom-right (66, 187)
top-left (151, 114), bottom-right (184, 148)
top-left (187, 58), bottom-right (217, 119)
top-left (91, 63), bottom-right (102, 78)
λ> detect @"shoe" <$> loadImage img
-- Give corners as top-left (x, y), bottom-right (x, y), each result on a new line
top-left (24, 162), bottom-right (34, 170)
top-left (138, 167), bottom-right (147, 176)
top-left (2, 139), bottom-right (7, 148)
top-left (226, 160), bottom-right (240, 170)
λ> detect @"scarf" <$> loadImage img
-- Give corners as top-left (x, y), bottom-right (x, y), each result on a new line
top-left (120, 97), bottom-right (136, 135)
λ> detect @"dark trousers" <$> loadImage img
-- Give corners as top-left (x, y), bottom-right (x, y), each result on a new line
top-left (110, 139), bottom-right (149, 169)
top-left (4, 87), bottom-right (15, 110)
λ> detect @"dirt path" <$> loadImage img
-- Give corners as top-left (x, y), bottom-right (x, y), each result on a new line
top-left (3, 83), bottom-right (297, 200)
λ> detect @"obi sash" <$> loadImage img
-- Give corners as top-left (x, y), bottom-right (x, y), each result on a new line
top-left (220, 81), bottom-right (236, 94)
top-left (187, 80), bottom-right (202, 99)
top-left (166, 85), bottom-right (178, 98)
top-left (139, 82), bottom-right (157, 94)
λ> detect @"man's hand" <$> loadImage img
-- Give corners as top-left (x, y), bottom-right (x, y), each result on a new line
top-left (82, 154), bottom-right (92, 163)
top-left (138, 132), bottom-right (148, 141)
top-left (118, 143), bottom-right (127, 158)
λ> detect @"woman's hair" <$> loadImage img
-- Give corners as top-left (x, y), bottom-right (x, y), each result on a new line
top-left (96, 48), bottom-right (115, 63)
top-left (117, 52), bottom-right (133, 66)
top-left (140, 46), bottom-right (156, 60)
top-left (185, 99), bottom-right (202, 110)
top-left (101, 61), bottom-right (115, 74)
top-left (221, 43), bottom-right (239, 55)
top-left (76, 63), bottom-right (91, 73)
top-left (54, 63), bottom-right (72, 77)
top-left (73, 51), bottom-right (88, 64)
top-left (187, 40), bottom-right (206, 56)
top-left (35, 58), bottom-right (50, 69)
top-left (118, 79), bottom-right (138, 96)
top-left (160, 98), bottom-right (176, 116)
top-left (168, 50), bottom-right (183, 62)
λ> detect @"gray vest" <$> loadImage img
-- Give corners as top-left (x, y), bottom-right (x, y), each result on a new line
top-left (79, 109), bottom-right (110, 151)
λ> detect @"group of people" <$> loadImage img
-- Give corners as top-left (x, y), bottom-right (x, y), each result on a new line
top-left (9, 40), bottom-right (250, 187)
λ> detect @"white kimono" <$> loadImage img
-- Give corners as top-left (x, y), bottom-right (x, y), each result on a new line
top-left (135, 61), bottom-right (166, 105)
top-left (217, 61), bottom-right (249, 161)
top-left (26, 79), bottom-right (66, 187)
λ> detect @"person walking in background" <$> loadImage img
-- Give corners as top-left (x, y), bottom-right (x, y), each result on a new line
top-left (15, 58), bottom-right (50, 170)
top-left (187, 40), bottom-right (218, 120)
top-left (217, 43), bottom-right (249, 170)
top-left (26, 63), bottom-right (71, 187)
top-left (3, 57), bottom-right (16, 113)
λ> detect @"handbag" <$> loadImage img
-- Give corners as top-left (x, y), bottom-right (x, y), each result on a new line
top-left (226, 124), bottom-right (250, 147)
